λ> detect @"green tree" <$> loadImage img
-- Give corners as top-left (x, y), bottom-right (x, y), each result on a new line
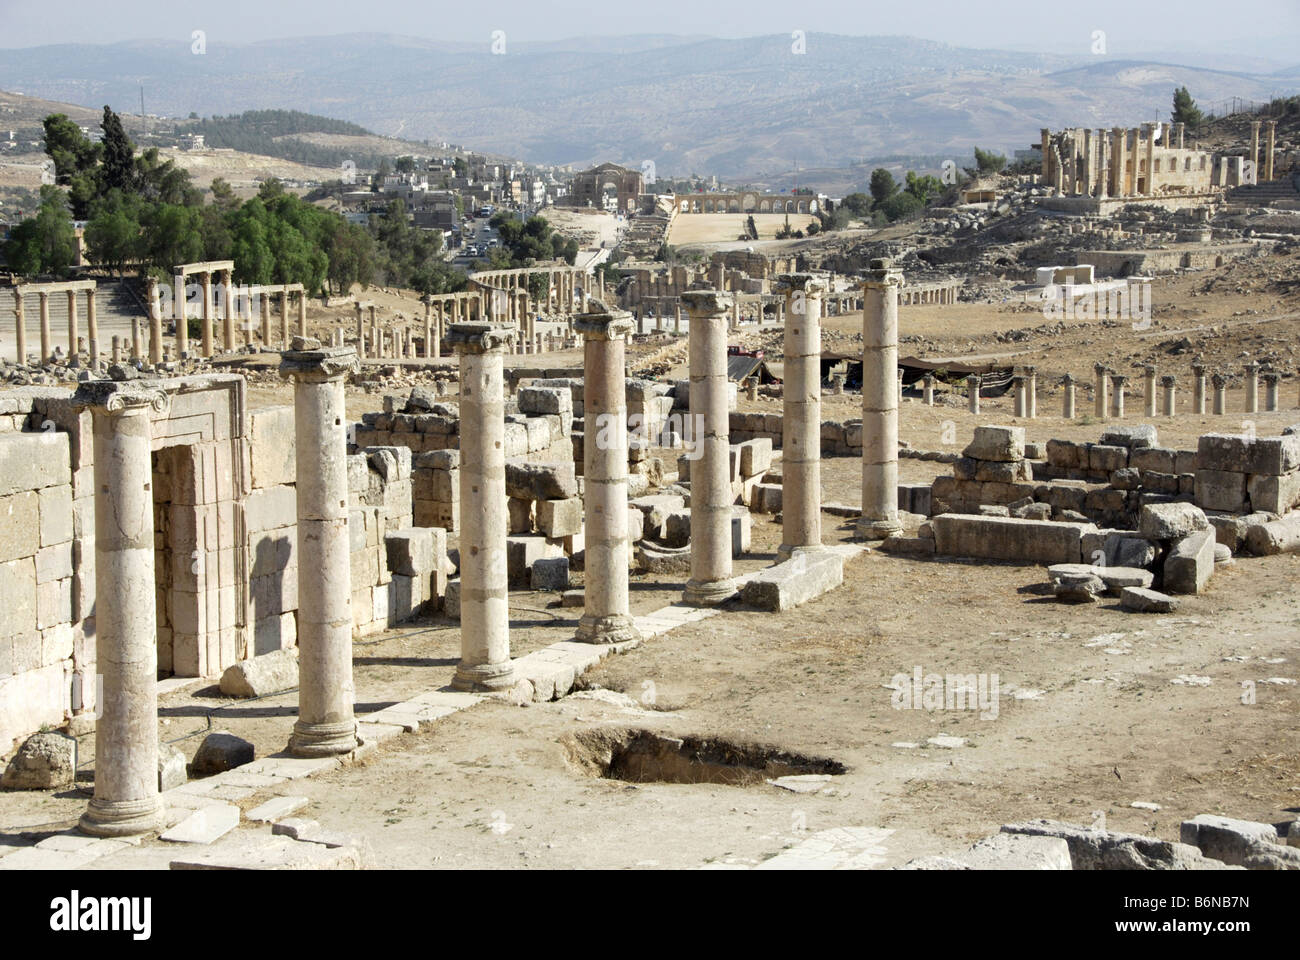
top-left (42, 114), bottom-right (100, 219)
top-left (1172, 86), bottom-right (1204, 127)
top-left (869, 169), bottom-right (899, 207)
top-left (209, 177), bottom-right (238, 211)
top-left (904, 171), bottom-right (944, 204)
top-left (3, 186), bottom-right (77, 277)
top-left (973, 147), bottom-right (1007, 175)
top-left (85, 188), bottom-right (143, 275)
top-left (841, 192), bottom-right (872, 217)
top-left (100, 106), bottom-right (137, 194)
top-left (881, 191), bottom-right (924, 222)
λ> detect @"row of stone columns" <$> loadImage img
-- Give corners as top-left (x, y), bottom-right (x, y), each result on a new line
top-left (11, 287), bottom-right (99, 367)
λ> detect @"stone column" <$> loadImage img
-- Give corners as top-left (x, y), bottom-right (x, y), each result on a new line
top-left (147, 283), bottom-right (163, 365)
top-left (1110, 374), bottom-right (1127, 418)
top-left (922, 374), bottom-right (934, 406)
top-left (1013, 375), bottom-right (1027, 418)
top-left (355, 303), bottom-right (364, 350)
top-left (449, 322), bottom-right (518, 689)
top-left (1062, 374), bottom-right (1076, 419)
top-left (1212, 373), bottom-right (1227, 415)
top-left (200, 271), bottom-right (213, 357)
top-left (1192, 363), bottom-right (1207, 414)
top-left (66, 289), bottom-right (79, 363)
top-left (280, 338), bottom-right (362, 757)
top-left (682, 291), bottom-right (736, 604)
top-left (574, 308), bottom-right (640, 645)
top-left (297, 291), bottom-right (307, 338)
top-left (131, 318), bottom-right (142, 360)
top-left (1251, 121), bottom-right (1262, 175)
top-left (221, 270), bottom-right (234, 351)
top-left (260, 293), bottom-right (272, 348)
top-left (967, 375), bottom-right (980, 414)
top-left (1266, 121), bottom-right (1277, 182)
top-left (39, 291), bottom-right (51, 362)
top-left (111, 337), bottom-right (122, 364)
top-left (1262, 371), bottom-right (1280, 412)
top-left (775, 274), bottom-right (826, 560)
top-left (13, 290), bottom-right (25, 364)
top-left (1244, 361), bottom-right (1260, 414)
top-left (1143, 365), bottom-right (1157, 417)
top-left (75, 379), bottom-right (169, 838)
top-left (1094, 363), bottom-right (1109, 418)
top-left (280, 291), bottom-right (290, 349)
top-left (1026, 366), bottom-right (1037, 418)
top-left (1161, 375), bottom-right (1177, 417)
top-left (857, 259), bottom-right (903, 540)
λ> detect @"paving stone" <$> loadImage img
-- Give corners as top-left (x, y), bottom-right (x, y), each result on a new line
top-left (169, 836), bottom-right (365, 870)
top-left (739, 551), bottom-right (843, 612)
top-left (246, 795), bottom-right (311, 823)
top-left (240, 756), bottom-right (342, 780)
top-left (160, 803), bottom-right (241, 844)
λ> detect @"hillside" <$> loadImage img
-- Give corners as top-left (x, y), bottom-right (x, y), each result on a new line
top-left (2, 33), bottom-right (1296, 180)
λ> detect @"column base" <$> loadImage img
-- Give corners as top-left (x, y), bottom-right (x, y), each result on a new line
top-left (776, 542), bottom-right (832, 563)
top-left (451, 660), bottom-right (517, 693)
top-left (683, 577), bottom-right (737, 607)
top-left (575, 613), bottom-right (642, 645)
top-left (287, 719), bottom-right (360, 758)
top-left (855, 516), bottom-right (902, 541)
top-left (79, 795), bottom-right (165, 838)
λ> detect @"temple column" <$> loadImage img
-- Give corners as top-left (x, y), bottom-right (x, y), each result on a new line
top-left (75, 379), bottom-right (169, 837)
top-left (1013, 375), bottom-right (1028, 418)
top-left (39, 291), bottom-right (51, 362)
top-left (280, 291), bottom-right (290, 349)
top-left (87, 288), bottom-right (101, 369)
top-left (66, 289), bottom-right (79, 364)
top-left (1062, 373), bottom-right (1076, 419)
top-left (775, 274), bottom-right (826, 559)
top-left (1192, 363), bottom-right (1207, 414)
top-left (857, 259), bottom-right (903, 539)
top-left (967, 375), bottom-right (980, 414)
top-left (575, 308), bottom-right (641, 644)
top-left (200, 271), bottom-right (213, 357)
top-left (280, 338), bottom-right (362, 757)
top-left (1161, 375), bottom-right (1177, 417)
top-left (1110, 374), bottom-right (1127, 418)
top-left (1094, 363), bottom-right (1109, 417)
top-left (221, 270), bottom-right (234, 351)
top-left (1262, 371), bottom-right (1280, 413)
top-left (1026, 365), bottom-right (1037, 418)
top-left (260, 292), bottom-right (272, 348)
top-left (449, 322), bottom-right (518, 690)
top-left (1244, 361), bottom-right (1260, 414)
top-left (297, 290), bottom-right (307, 338)
top-left (13, 290), bottom-right (25, 364)
top-left (1143, 365), bottom-right (1158, 418)
top-left (1265, 121), bottom-right (1277, 182)
top-left (1212, 374), bottom-right (1227, 415)
top-left (681, 291), bottom-right (736, 605)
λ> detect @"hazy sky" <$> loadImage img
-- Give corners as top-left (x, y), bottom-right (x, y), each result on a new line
top-left (1, 0), bottom-right (1296, 60)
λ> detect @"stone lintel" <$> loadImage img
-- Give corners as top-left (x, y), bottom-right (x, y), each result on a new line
top-left (279, 339), bottom-right (360, 381)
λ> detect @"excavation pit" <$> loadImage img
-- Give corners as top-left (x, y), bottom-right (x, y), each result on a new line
top-left (565, 728), bottom-right (846, 787)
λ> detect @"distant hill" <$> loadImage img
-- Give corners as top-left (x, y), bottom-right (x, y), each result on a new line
top-left (0, 33), bottom-right (1296, 179)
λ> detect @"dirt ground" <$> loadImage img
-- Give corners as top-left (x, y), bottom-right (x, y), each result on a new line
top-left (3, 249), bottom-right (1299, 869)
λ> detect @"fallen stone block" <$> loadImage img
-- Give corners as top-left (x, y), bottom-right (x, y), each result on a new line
top-left (1138, 501), bottom-right (1207, 541)
top-left (1101, 424), bottom-right (1157, 449)
top-left (190, 731), bottom-right (255, 777)
top-left (169, 835), bottom-right (365, 870)
top-left (1002, 819), bottom-right (1231, 870)
top-left (505, 461), bottom-right (577, 500)
top-left (444, 579), bottom-right (460, 620)
top-left (737, 437), bottom-right (773, 478)
top-left (219, 649), bottom-right (299, 699)
top-left (1121, 587), bottom-right (1179, 613)
top-left (0, 731), bottom-right (76, 790)
top-left (731, 506), bottom-right (752, 556)
top-left (159, 743), bottom-right (187, 792)
top-left (1244, 515), bottom-right (1300, 556)
top-left (1195, 468), bottom-right (1247, 513)
top-left (246, 795), bottom-right (310, 823)
top-left (636, 542), bottom-right (691, 574)
top-left (1163, 528), bottom-right (1215, 594)
top-left (385, 527), bottom-right (436, 576)
top-left (536, 497), bottom-right (583, 538)
top-left (1180, 815), bottom-right (1279, 867)
top-left (628, 494), bottom-right (686, 537)
top-left (963, 425), bottom-right (1025, 462)
top-left (931, 514), bottom-right (1092, 564)
top-left (530, 556), bottom-right (570, 591)
top-left (1095, 566), bottom-right (1154, 593)
top-left (663, 509), bottom-right (692, 547)
top-left (1054, 573), bottom-right (1103, 603)
top-left (956, 833), bottom-right (1072, 870)
top-left (739, 551), bottom-right (843, 612)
